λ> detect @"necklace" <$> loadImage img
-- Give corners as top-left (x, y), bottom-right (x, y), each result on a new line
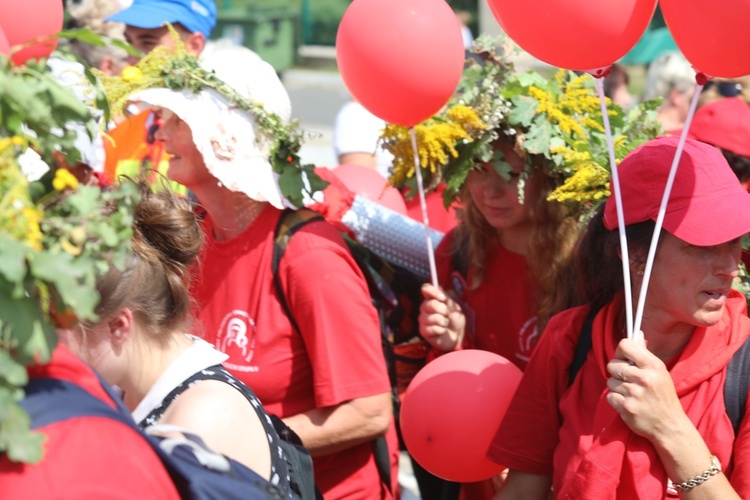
top-left (212, 194), bottom-right (267, 241)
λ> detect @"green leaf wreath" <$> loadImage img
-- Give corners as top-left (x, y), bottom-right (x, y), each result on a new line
top-left (380, 35), bottom-right (664, 219)
top-left (94, 25), bottom-right (327, 208)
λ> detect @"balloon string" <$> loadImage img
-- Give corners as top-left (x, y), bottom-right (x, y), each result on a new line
top-left (633, 81), bottom-right (704, 337)
top-left (595, 77), bottom-right (634, 339)
top-left (410, 126), bottom-right (439, 288)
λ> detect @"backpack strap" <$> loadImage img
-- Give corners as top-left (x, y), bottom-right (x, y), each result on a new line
top-left (271, 208), bottom-right (393, 495)
top-left (21, 377), bottom-right (134, 429)
top-left (568, 305), bottom-right (602, 387)
top-left (272, 208), bottom-right (324, 334)
top-left (725, 335), bottom-right (750, 436)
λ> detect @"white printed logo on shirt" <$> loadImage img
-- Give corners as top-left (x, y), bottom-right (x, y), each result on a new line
top-left (217, 310), bottom-right (258, 371)
top-left (515, 316), bottom-right (539, 364)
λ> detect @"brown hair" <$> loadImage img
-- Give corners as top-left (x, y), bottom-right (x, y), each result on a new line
top-left (454, 141), bottom-right (583, 331)
top-left (575, 204), bottom-right (658, 312)
top-left (94, 181), bottom-right (203, 341)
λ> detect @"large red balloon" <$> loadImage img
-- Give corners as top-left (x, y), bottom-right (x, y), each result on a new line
top-left (336, 0), bottom-right (465, 127)
top-left (661, 0), bottom-right (750, 78)
top-left (487, 0), bottom-right (657, 71)
top-left (0, 0), bottom-right (63, 65)
top-left (400, 350), bottom-right (523, 483)
top-left (332, 164), bottom-right (407, 215)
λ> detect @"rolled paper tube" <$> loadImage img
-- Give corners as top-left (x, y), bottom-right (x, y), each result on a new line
top-left (340, 195), bottom-right (445, 280)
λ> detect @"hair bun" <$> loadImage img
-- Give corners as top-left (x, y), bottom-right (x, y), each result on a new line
top-left (132, 182), bottom-right (202, 271)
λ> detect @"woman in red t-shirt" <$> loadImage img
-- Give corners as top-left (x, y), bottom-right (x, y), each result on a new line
top-left (413, 134), bottom-right (583, 500)
top-left (492, 137), bottom-right (750, 498)
top-left (404, 90), bottom-right (582, 500)
top-left (104, 43), bottom-right (397, 499)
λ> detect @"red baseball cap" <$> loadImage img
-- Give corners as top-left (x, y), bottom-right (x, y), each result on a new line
top-left (687, 97), bottom-right (750, 157)
top-left (603, 136), bottom-right (750, 246)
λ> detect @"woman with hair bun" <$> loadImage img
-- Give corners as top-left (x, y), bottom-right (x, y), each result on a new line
top-left (57, 181), bottom-right (294, 494)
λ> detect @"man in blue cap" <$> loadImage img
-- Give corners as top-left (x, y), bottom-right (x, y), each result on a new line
top-left (108, 0), bottom-right (217, 59)
top-left (103, 1), bottom-right (217, 193)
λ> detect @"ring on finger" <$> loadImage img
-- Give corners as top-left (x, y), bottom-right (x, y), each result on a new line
top-left (617, 364), bottom-right (631, 383)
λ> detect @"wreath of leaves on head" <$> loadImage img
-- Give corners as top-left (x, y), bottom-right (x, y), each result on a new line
top-left (95, 25), bottom-right (327, 207)
top-left (380, 34), bottom-right (664, 219)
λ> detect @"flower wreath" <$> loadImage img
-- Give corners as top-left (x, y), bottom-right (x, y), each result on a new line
top-left (380, 35), bottom-right (664, 219)
top-left (95, 26), bottom-right (326, 208)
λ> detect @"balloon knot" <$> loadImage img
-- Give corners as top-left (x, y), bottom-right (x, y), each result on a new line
top-left (586, 66), bottom-right (611, 79)
top-left (695, 73), bottom-right (710, 85)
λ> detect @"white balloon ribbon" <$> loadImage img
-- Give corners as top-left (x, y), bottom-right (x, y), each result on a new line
top-left (595, 77), bottom-right (635, 339)
top-left (410, 127), bottom-right (439, 288)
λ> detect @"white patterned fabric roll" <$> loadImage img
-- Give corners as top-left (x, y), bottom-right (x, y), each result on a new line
top-left (340, 196), bottom-right (444, 279)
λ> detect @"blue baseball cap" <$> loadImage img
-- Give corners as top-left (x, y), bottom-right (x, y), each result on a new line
top-left (107, 0), bottom-right (217, 38)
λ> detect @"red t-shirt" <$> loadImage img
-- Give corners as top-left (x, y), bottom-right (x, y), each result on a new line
top-left (0, 345), bottom-right (179, 499)
top-left (404, 185), bottom-right (459, 234)
top-left (436, 230), bottom-right (536, 371)
top-left (192, 205), bottom-right (397, 499)
top-left (488, 293), bottom-right (750, 498)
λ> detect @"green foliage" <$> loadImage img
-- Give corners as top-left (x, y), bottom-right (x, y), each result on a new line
top-left (0, 52), bottom-right (139, 463)
top-left (0, 60), bottom-right (93, 167)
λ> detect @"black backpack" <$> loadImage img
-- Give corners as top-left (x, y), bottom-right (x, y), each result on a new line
top-left (21, 376), bottom-right (291, 500)
top-left (568, 305), bottom-right (750, 435)
top-left (271, 208), bottom-right (430, 493)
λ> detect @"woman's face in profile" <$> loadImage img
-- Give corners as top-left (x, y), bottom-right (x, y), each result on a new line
top-left (643, 232), bottom-right (741, 333)
top-left (57, 321), bottom-right (119, 383)
top-left (155, 109), bottom-right (212, 189)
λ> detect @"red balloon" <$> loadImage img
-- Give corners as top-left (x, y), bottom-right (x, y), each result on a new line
top-left (487, 0), bottom-right (656, 71)
top-left (661, 0), bottom-right (750, 78)
top-left (332, 164), bottom-right (408, 215)
top-left (336, 0), bottom-right (465, 127)
top-left (0, 0), bottom-right (63, 65)
top-left (400, 350), bottom-right (523, 483)
top-left (0, 26), bottom-right (9, 56)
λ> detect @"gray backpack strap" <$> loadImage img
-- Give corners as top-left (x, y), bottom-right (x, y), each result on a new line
top-left (725, 335), bottom-right (750, 436)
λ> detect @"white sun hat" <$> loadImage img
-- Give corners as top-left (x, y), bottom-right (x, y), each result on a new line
top-left (127, 44), bottom-right (295, 209)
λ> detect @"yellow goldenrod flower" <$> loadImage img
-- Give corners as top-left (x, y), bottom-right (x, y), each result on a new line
top-left (446, 105), bottom-right (486, 132)
top-left (121, 66), bottom-right (143, 83)
top-left (52, 168), bottom-right (79, 191)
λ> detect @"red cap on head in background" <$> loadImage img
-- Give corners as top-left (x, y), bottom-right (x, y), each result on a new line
top-left (687, 97), bottom-right (750, 157)
top-left (603, 136), bottom-right (750, 246)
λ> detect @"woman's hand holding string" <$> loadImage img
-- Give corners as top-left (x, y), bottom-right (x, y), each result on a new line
top-left (418, 283), bottom-right (466, 352)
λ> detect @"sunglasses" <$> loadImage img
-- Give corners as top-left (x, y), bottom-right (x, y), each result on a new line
top-left (702, 81), bottom-right (743, 98)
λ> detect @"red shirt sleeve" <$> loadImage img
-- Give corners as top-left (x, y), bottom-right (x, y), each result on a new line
top-left (280, 220), bottom-right (391, 407)
top-left (487, 305), bottom-right (588, 474)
